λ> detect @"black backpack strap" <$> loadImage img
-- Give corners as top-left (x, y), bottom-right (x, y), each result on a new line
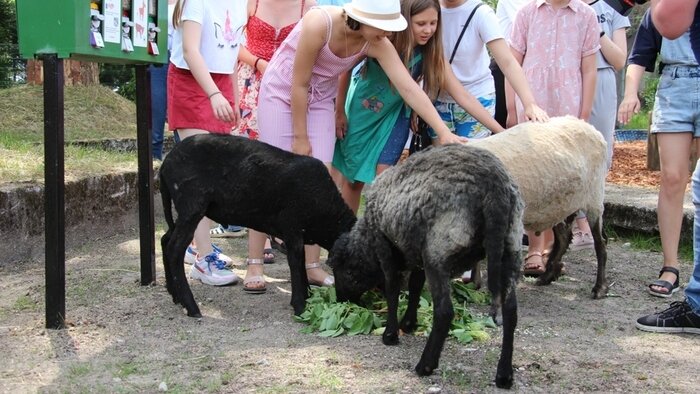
top-left (448, 3), bottom-right (484, 64)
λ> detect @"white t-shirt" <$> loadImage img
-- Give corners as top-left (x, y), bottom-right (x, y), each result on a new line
top-left (169, 0), bottom-right (246, 74)
top-left (588, 0), bottom-right (630, 69)
top-left (439, 0), bottom-right (503, 101)
top-left (496, 0), bottom-right (531, 41)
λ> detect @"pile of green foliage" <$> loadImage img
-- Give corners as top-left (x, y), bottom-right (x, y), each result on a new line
top-left (295, 281), bottom-right (497, 344)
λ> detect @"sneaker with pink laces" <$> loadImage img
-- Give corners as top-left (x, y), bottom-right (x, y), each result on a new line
top-left (569, 231), bottom-right (594, 251)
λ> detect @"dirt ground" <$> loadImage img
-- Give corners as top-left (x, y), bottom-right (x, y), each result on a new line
top-left (1, 206), bottom-right (699, 393)
top-left (2, 141), bottom-right (698, 393)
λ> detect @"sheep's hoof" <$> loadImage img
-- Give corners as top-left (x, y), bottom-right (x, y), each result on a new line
top-left (185, 307), bottom-right (202, 318)
top-left (591, 284), bottom-right (608, 299)
top-left (495, 372), bottom-right (514, 389)
top-left (399, 319), bottom-right (417, 334)
top-left (414, 362), bottom-right (435, 376)
top-left (382, 331), bottom-right (400, 346)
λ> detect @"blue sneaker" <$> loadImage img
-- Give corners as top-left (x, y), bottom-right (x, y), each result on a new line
top-left (190, 253), bottom-right (239, 286)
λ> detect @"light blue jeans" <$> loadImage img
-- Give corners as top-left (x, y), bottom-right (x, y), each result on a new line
top-left (689, 159), bottom-right (700, 313)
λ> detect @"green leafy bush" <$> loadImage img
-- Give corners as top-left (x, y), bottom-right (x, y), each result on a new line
top-left (294, 281), bottom-right (496, 344)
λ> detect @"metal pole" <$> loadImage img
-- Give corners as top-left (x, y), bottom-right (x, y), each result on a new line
top-left (135, 64), bottom-right (156, 285)
top-left (42, 54), bottom-right (66, 329)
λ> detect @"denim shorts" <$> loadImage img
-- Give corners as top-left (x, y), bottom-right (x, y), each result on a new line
top-left (429, 93), bottom-right (496, 139)
top-left (650, 66), bottom-right (700, 136)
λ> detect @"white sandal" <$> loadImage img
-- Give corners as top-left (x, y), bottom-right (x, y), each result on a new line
top-left (306, 262), bottom-right (335, 287)
top-left (243, 258), bottom-right (267, 294)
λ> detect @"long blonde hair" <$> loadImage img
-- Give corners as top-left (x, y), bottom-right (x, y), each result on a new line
top-left (172, 0), bottom-right (185, 29)
top-left (391, 0), bottom-right (445, 100)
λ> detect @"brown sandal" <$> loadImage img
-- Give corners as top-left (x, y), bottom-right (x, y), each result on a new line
top-left (523, 252), bottom-right (545, 277)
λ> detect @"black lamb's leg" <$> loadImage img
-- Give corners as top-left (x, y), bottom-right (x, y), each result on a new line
top-left (415, 267), bottom-right (453, 376)
top-left (495, 287), bottom-right (517, 389)
top-left (165, 218), bottom-right (201, 317)
top-left (286, 236), bottom-right (309, 316)
top-left (400, 269), bottom-right (425, 334)
top-left (382, 267), bottom-right (402, 346)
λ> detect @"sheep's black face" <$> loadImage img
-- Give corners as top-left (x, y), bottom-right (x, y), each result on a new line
top-left (327, 234), bottom-right (382, 304)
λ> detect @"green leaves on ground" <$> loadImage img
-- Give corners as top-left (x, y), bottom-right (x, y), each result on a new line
top-left (294, 280), bottom-right (496, 344)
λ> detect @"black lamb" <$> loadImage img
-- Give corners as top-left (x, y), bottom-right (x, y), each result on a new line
top-left (327, 144), bottom-right (523, 389)
top-left (159, 134), bottom-right (356, 317)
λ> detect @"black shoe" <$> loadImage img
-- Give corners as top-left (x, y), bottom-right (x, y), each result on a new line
top-left (636, 300), bottom-right (700, 334)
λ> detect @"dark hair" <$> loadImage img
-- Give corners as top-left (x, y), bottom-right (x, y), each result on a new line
top-left (345, 13), bottom-right (361, 31)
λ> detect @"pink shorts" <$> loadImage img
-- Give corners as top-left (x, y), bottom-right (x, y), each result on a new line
top-left (167, 63), bottom-right (235, 134)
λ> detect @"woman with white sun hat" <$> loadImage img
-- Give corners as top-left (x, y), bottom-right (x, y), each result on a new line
top-left (252, 0), bottom-right (466, 290)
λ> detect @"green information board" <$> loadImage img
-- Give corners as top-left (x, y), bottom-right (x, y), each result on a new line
top-left (17, 0), bottom-right (167, 64)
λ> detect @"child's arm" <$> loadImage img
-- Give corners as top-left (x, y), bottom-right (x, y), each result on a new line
top-left (290, 9), bottom-right (328, 156)
top-left (617, 64), bottom-right (646, 125)
top-left (505, 47), bottom-right (524, 128)
top-left (579, 53), bottom-right (597, 121)
top-left (599, 29), bottom-right (628, 72)
top-left (335, 70), bottom-right (351, 140)
top-left (182, 20), bottom-right (235, 123)
top-left (367, 39), bottom-right (466, 145)
top-left (441, 64), bottom-right (505, 134)
top-left (489, 38), bottom-right (548, 123)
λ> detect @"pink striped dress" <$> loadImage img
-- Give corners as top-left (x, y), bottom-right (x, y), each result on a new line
top-left (257, 7), bottom-right (367, 163)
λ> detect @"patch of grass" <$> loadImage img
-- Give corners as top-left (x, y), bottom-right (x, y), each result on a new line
top-left (0, 138), bottom-right (138, 184)
top-left (13, 294), bottom-right (37, 311)
top-left (607, 225), bottom-right (693, 261)
top-left (114, 361), bottom-right (140, 378)
top-left (0, 84), bottom-right (137, 142)
top-left (620, 111), bottom-right (650, 130)
top-left (67, 363), bottom-right (91, 378)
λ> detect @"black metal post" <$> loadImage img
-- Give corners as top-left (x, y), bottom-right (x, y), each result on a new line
top-left (135, 65), bottom-right (156, 285)
top-left (42, 54), bottom-right (66, 329)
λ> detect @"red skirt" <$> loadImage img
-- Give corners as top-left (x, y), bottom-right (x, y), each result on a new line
top-left (167, 63), bottom-right (235, 134)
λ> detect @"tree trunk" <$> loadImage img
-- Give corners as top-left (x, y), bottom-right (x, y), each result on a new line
top-left (26, 59), bottom-right (100, 86)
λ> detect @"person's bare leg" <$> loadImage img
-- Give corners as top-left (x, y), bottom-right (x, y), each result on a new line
top-left (340, 178), bottom-right (364, 214)
top-left (305, 163), bottom-right (339, 285)
top-left (524, 230), bottom-right (546, 272)
top-left (193, 218), bottom-right (213, 256)
top-left (245, 230), bottom-right (268, 290)
top-left (653, 133), bottom-right (693, 293)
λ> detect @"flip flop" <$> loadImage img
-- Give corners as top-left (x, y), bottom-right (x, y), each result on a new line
top-left (263, 248), bottom-right (275, 264)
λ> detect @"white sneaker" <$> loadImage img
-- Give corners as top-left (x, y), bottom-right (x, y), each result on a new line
top-left (184, 244), bottom-right (233, 267)
top-left (569, 231), bottom-right (594, 251)
top-left (189, 253), bottom-right (239, 286)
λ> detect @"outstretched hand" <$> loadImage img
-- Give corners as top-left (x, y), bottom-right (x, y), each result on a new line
top-left (438, 133), bottom-right (468, 145)
top-left (523, 104), bottom-right (549, 123)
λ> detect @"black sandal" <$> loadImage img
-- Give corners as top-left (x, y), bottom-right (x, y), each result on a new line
top-left (648, 266), bottom-right (680, 298)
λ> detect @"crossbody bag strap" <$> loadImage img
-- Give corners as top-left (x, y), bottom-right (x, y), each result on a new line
top-left (448, 2), bottom-right (483, 64)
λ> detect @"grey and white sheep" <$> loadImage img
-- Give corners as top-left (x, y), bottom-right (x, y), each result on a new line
top-left (159, 134), bottom-right (356, 317)
top-left (328, 145), bottom-right (523, 389)
top-left (471, 115), bottom-right (609, 298)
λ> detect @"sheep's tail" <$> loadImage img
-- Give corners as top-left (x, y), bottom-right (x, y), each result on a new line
top-left (160, 173), bottom-right (175, 230)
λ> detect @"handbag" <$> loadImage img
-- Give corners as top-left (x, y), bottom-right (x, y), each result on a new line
top-left (409, 3), bottom-right (484, 154)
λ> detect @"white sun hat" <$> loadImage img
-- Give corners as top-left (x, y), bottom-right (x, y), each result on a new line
top-left (343, 0), bottom-right (407, 32)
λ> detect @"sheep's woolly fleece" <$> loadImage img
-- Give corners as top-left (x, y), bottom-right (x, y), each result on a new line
top-left (471, 116), bottom-right (607, 232)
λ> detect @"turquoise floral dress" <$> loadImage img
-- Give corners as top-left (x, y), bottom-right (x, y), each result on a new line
top-left (332, 50), bottom-right (423, 184)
